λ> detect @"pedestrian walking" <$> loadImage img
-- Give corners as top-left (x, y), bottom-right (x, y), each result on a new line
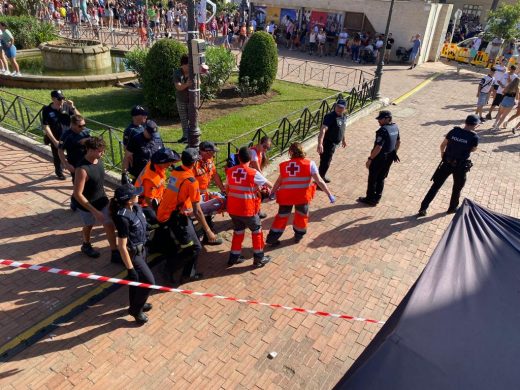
top-left (110, 183), bottom-right (155, 324)
top-left (0, 22), bottom-right (21, 76)
top-left (317, 99), bottom-right (348, 183)
top-left (42, 90), bottom-right (80, 180)
top-left (486, 64), bottom-right (517, 120)
top-left (72, 137), bottom-right (121, 262)
top-left (226, 147), bottom-right (272, 267)
top-left (475, 67), bottom-right (496, 122)
top-left (408, 34), bottom-right (421, 69)
top-left (492, 76), bottom-right (519, 130)
top-left (358, 110), bottom-right (400, 206)
top-left (266, 142), bottom-right (335, 246)
top-left (418, 115), bottom-right (479, 216)
top-left (58, 114), bottom-right (91, 182)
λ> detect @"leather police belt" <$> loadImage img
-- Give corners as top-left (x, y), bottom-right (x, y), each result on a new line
top-left (129, 244), bottom-right (145, 256)
top-left (444, 158), bottom-right (473, 171)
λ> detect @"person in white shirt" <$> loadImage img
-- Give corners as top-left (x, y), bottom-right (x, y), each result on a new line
top-left (335, 28), bottom-right (348, 57)
top-left (475, 67), bottom-right (496, 121)
top-left (486, 63), bottom-right (517, 120)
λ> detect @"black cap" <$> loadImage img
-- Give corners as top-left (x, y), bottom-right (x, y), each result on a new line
top-left (376, 110), bottom-right (392, 120)
top-left (114, 183), bottom-right (143, 202)
top-left (144, 120), bottom-right (158, 134)
top-left (151, 147), bottom-right (180, 164)
top-left (199, 141), bottom-right (218, 152)
top-left (336, 99), bottom-right (347, 108)
top-left (51, 90), bottom-right (65, 100)
top-left (131, 105), bottom-right (148, 116)
top-left (465, 114), bottom-right (480, 125)
top-left (181, 148), bottom-right (200, 165)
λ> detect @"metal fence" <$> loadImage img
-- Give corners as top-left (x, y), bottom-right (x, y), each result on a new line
top-left (0, 70), bottom-right (376, 174)
top-left (60, 26), bottom-right (142, 50)
top-left (0, 90), bottom-right (125, 172)
top-left (223, 76), bottom-right (377, 168)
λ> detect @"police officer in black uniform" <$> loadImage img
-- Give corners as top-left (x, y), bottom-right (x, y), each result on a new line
top-left (317, 99), bottom-right (348, 182)
top-left (418, 114), bottom-right (479, 216)
top-left (123, 120), bottom-right (164, 179)
top-left (358, 110), bottom-right (400, 206)
top-left (111, 183), bottom-right (155, 325)
top-left (123, 105), bottom-right (148, 147)
top-left (42, 90), bottom-right (80, 180)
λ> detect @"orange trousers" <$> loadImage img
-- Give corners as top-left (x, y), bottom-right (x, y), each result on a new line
top-left (229, 214), bottom-right (264, 261)
top-left (266, 204), bottom-right (309, 244)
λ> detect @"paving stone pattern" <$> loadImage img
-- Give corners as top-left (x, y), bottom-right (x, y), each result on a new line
top-left (1, 65), bottom-right (519, 389)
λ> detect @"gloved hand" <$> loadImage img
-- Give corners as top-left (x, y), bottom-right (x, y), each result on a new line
top-left (393, 153), bottom-right (400, 163)
top-left (121, 171), bottom-right (130, 185)
top-left (126, 268), bottom-right (139, 282)
top-left (328, 194), bottom-right (336, 204)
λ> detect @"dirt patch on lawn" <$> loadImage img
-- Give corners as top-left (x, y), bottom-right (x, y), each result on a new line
top-left (153, 84), bottom-right (278, 128)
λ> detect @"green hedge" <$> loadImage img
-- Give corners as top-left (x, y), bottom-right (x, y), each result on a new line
top-left (0, 16), bottom-right (58, 49)
top-left (239, 32), bottom-right (278, 94)
top-left (201, 46), bottom-right (235, 101)
top-left (142, 39), bottom-right (188, 117)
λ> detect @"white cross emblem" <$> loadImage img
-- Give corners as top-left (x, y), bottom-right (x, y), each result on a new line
top-left (232, 168), bottom-right (247, 183)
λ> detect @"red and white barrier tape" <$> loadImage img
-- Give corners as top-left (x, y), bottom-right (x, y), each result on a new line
top-left (0, 259), bottom-right (385, 324)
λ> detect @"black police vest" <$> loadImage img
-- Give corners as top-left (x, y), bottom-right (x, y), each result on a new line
top-left (444, 127), bottom-right (476, 162)
top-left (381, 124), bottom-right (399, 153)
top-left (117, 205), bottom-right (148, 247)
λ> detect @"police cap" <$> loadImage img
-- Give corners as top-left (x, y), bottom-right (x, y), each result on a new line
top-left (465, 114), bottom-right (480, 126)
top-left (131, 105), bottom-right (148, 117)
top-left (375, 110), bottom-right (392, 120)
top-left (181, 148), bottom-right (200, 166)
top-left (151, 147), bottom-right (180, 164)
top-left (336, 99), bottom-right (347, 108)
top-left (199, 141), bottom-right (218, 152)
top-left (115, 183), bottom-right (143, 202)
top-left (51, 90), bottom-right (65, 100)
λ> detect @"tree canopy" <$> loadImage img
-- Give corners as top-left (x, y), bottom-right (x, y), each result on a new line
top-left (485, 1), bottom-right (520, 40)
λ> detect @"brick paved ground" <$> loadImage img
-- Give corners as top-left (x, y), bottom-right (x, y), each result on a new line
top-left (1, 64), bottom-right (519, 389)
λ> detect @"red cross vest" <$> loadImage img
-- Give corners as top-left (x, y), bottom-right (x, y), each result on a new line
top-left (226, 164), bottom-right (260, 217)
top-left (276, 158), bottom-right (316, 205)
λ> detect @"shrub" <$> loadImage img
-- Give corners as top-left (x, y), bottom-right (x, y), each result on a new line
top-left (201, 46), bottom-right (235, 101)
top-left (0, 16), bottom-right (58, 49)
top-left (239, 31), bottom-right (278, 95)
top-left (124, 47), bottom-right (148, 83)
top-left (142, 39), bottom-right (187, 117)
top-left (235, 76), bottom-right (261, 100)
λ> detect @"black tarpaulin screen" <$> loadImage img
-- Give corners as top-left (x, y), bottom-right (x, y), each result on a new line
top-left (335, 199), bottom-right (520, 390)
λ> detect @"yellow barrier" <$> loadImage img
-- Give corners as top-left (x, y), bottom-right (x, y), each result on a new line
top-left (455, 47), bottom-right (471, 63)
top-left (441, 43), bottom-right (449, 58)
top-left (471, 51), bottom-right (489, 67)
top-left (446, 43), bottom-right (458, 60)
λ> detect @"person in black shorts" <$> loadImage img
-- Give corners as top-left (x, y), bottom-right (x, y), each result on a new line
top-left (42, 90), bottom-right (80, 180)
top-left (110, 183), bottom-right (155, 324)
top-left (317, 99), bottom-right (348, 182)
top-left (73, 136), bottom-right (121, 263)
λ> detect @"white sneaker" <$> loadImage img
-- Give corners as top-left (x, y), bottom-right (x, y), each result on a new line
top-left (14, 71), bottom-right (21, 77)
top-left (10, 71), bottom-right (17, 76)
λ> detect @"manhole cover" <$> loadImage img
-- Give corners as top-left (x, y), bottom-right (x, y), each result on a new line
top-left (392, 107), bottom-right (416, 118)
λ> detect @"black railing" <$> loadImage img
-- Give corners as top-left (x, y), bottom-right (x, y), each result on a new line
top-left (0, 90), bottom-right (125, 172)
top-left (223, 76), bottom-right (377, 168)
top-left (0, 71), bottom-right (376, 174)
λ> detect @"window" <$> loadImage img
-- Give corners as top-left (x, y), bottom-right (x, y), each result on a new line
top-left (463, 4), bottom-right (483, 17)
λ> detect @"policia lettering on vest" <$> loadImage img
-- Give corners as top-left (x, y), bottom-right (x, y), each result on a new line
top-left (418, 115), bottom-right (480, 217)
top-left (358, 110), bottom-right (401, 206)
top-left (266, 142), bottom-right (335, 246)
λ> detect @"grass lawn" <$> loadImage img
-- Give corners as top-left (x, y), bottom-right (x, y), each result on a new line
top-left (0, 80), bottom-right (337, 143)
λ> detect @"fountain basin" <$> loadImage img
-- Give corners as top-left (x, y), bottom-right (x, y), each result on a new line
top-left (39, 39), bottom-right (111, 71)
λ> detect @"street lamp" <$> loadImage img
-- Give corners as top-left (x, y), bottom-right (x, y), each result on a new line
top-left (373, 0), bottom-right (395, 100)
top-left (449, 9), bottom-right (463, 44)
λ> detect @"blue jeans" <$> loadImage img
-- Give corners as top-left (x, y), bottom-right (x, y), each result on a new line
top-left (336, 44), bottom-right (346, 57)
top-left (351, 45), bottom-right (360, 61)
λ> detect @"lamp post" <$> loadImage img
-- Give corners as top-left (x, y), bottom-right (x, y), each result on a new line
top-left (186, 0), bottom-right (201, 148)
top-left (449, 9), bottom-right (463, 44)
top-left (373, 0), bottom-right (396, 100)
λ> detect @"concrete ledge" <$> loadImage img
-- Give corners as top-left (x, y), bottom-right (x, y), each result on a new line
top-left (0, 126), bottom-right (120, 187)
top-left (0, 71), bottom-right (136, 89)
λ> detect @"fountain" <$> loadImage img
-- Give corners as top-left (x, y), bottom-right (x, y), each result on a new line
top-left (0, 38), bottom-right (135, 89)
top-left (39, 39), bottom-right (112, 72)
